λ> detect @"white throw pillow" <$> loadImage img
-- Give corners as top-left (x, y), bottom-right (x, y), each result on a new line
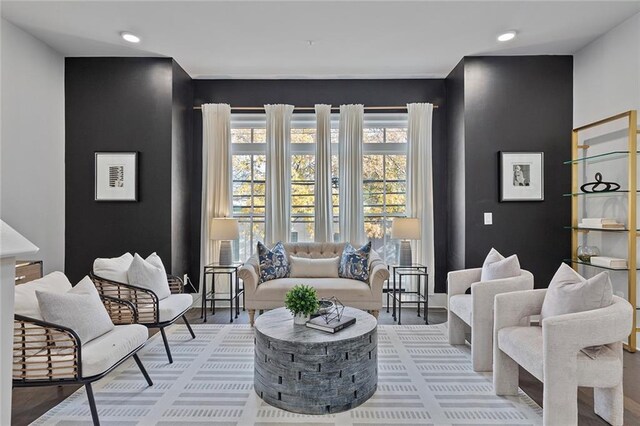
top-left (289, 256), bottom-right (340, 278)
top-left (15, 271), bottom-right (73, 320)
top-left (36, 276), bottom-right (115, 344)
top-left (93, 252), bottom-right (133, 283)
top-left (127, 253), bottom-right (171, 300)
top-left (481, 248), bottom-right (521, 282)
top-left (540, 263), bottom-right (613, 358)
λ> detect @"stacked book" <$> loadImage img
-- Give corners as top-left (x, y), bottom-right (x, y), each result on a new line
top-left (306, 315), bottom-right (356, 333)
top-left (590, 256), bottom-right (628, 269)
top-left (578, 218), bottom-right (625, 229)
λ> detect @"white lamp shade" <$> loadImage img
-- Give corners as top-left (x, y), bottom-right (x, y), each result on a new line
top-left (210, 218), bottom-right (239, 241)
top-left (391, 217), bottom-right (421, 240)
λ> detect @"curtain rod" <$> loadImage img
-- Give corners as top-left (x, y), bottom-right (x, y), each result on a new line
top-left (192, 105), bottom-right (438, 111)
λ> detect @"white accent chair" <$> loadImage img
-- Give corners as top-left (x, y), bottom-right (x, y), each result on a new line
top-left (13, 272), bottom-right (152, 426)
top-left (493, 289), bottom-right (632, 426)
top-left (447, 267), bottom-right (534, 371)
top-left (90, 272), bottom-right (195, 364)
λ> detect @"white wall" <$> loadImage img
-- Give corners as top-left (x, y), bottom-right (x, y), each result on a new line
top-left (573, 13), bottom-right (640, 303)
top-left (574, 12), bottom-right (640, 124)
top-left (1, 18), bottom-right (65, 273)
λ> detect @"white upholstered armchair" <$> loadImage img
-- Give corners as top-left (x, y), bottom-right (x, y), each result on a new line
top-left (447, 267), bottom-right (534, 371)
top-left (493, 289), bottom-right (633, 426)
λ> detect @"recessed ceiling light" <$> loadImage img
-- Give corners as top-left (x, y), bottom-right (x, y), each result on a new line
top-left (121, 32), bottom-right (140, 43)
top-left (497, 30), bottom-right (517, 42)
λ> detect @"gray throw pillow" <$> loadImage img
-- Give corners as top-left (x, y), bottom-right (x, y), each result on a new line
top-left (127, 253), bottom-right (171, 300)
top-left (36, 276), bottom-right (115, 344)
top-left (540, 263), bottom-right (613, 358)
top-left (481, 248), bottom-right (521, 282)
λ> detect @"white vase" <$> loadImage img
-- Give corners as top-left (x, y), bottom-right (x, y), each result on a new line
top-left (293, 313), bottom-right (310, 325)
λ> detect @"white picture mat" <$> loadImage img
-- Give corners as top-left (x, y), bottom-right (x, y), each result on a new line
top-left (501, 152), bottom-right (544, 201)
top-left (95, 153), bottom-right (137, 201)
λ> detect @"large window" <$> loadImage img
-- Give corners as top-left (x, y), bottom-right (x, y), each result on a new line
top-left (362, 127), bottom-right (407, 264)
top-left (230, 114), bottom-right (407, 264)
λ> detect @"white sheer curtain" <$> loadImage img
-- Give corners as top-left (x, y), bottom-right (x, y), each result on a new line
top-left (407, 103), bottom-right (435, 293)
top-left (314, 104), bottom-right (333, 243)
top-left (338, 104), bottom-right (365, 245)
top-left (265, 104), bottom-right (294, 244)
top-left (200, 103), bottom-right (232, 277)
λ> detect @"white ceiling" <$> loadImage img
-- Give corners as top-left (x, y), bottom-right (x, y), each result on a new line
top-left (3, 0), bottom-right (640, 79)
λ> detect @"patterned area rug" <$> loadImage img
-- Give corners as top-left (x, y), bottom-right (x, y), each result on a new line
top-left (33, 323), bottom-right (542, 425)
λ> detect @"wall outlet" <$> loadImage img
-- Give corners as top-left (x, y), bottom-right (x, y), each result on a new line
top-left (484, 212), bottom-right (493, 225)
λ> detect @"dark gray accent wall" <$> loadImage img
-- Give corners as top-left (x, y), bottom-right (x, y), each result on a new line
top-left (445, 60), bottom-right (466, 273)
top-left (446, 56), bottom-right (572, 287)
top-left (191, 79), bottom-right (449, 292)
top-left (171, 60), bottom-right (194, 277)
top-left (65, 57), bottom-right (193, 282)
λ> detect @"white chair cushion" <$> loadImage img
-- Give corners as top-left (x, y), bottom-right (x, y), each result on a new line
top-left (36, 276), bottom-right (115, 344)
top-left (497, 325), bottom-right (621, 388)
top-left (14, 271), bottom-right (72, 320)
top-left (449, 294), bottom-right (472, 325)
top-left (289, 256), bottom-right (340, 278)
top-left (481, 248), bottom-right (521, 282)
top-left (127, 253), bottom-right (171, 300)
top-left (20, 324), bottom-right (148, 379)
top-left (93, 252), bottom-right (133, 283)
top-left (158, 294), bottom-right (193, 322)
top-left (82, 324), bottom-right (148, 377)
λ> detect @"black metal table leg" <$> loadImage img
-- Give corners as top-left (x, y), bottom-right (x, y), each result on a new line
top-left (200, 271), bottom-right (206, 319)
top-left (425, 272), bottom-right (429, 324)
top-left (386, 268), bottom-right (390, 313)
top-left (398, 274), bottom-right (402, 325)
top-left (417, 274), bottom-right (421, 317)
top-left (203, 272), bottom-right (208, 323)
top-left (211, 273), bottom-right (216, 315)
top-left (236, 272), bottom-right (241, 317)
top-left (229, 272), bottom-right (234, 323)
top-left (392, 270), bottom-right (397, 320)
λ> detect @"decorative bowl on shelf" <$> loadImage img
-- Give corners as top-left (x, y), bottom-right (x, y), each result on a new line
top-left (577, 245), bottom-right (601, 263)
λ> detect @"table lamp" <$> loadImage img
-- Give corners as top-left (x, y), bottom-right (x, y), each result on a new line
top-left (210, 218), bottom-right (239, 265)
top-left (391, 218), bottom-right (421, 266)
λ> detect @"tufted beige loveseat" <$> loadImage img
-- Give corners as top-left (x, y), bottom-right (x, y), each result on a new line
top-left (238, 242), bottom-right (389, 325)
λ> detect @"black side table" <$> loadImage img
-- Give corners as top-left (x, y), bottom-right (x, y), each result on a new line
top-left (201, 262), bottom-right (244, 323)
top-left (389, 264), bottom-right (428, 325)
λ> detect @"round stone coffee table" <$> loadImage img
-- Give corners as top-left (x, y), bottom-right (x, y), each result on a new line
top-left (253, 307), bottom-right (378, 414)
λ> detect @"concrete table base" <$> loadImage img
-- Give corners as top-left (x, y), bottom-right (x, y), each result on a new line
top-left (253, 307), bottom-right (378, 414)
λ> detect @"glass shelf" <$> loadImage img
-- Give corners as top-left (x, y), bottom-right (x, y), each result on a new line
top-left (563, 151), bottom-right (638, 165)
top-left (564, 226), bottom-right (631, 232)
top-left (563, 259), bottom-right (636, 271)
top-left (562, 190), bottom-right (632, 197)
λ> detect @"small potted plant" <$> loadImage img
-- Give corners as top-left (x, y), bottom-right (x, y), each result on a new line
top-left (284, 284), bottom-right (319, 325)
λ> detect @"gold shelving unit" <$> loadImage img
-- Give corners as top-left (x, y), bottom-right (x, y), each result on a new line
top-left (569, 110), bottom-right (638, 352)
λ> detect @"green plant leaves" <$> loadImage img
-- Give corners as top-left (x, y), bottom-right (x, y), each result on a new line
top-left (284, 284), bottom-right (319, 316)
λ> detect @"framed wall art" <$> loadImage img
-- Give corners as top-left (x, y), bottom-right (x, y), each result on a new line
top-left (95, 152), bottom-right (138, 201)
top-left (499, 151), bottom-right (544, 201)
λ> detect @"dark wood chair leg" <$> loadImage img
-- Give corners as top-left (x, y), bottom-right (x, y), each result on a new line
top-left (133, 353), bottom-right (153, 386)
top-left (85, 382), bottom-right (100, 426)
top-left (183, 315), bottom-right (196, 339)
top-left (160, 327), bottom-right (173, 364)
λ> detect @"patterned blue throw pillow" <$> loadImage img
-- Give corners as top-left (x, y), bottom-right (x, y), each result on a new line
top-left (339, 242), bottom-right (372, 283)
top-left (257, 241), bottom-right (290, 283)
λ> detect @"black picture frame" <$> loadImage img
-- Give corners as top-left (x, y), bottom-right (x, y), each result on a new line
top-left (94, 151), bottom-right (138, 202)
top-left (499, 151), bottom-right (544, 202)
